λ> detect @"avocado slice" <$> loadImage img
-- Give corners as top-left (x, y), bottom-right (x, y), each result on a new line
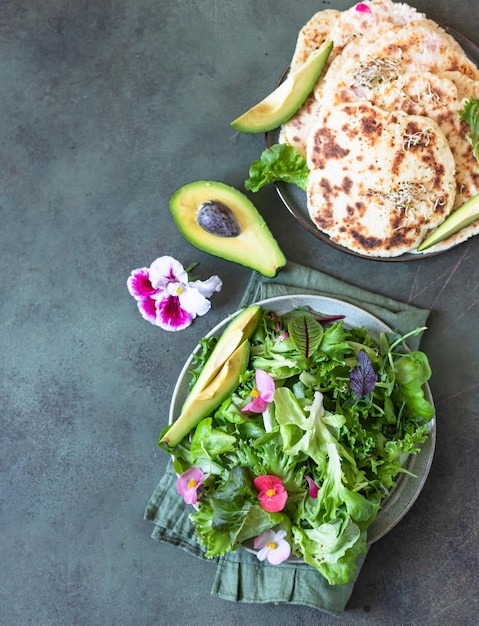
top-left (160, 339), bottom-right (251, 447)
top-left (417, 192), bottom-right (479, 251)
top-left (184, 304), bottom-right (262, 408)
top-left (169, 180), bottom-right (286, 277)
top-left (230, 40), bottom-right (333, 134)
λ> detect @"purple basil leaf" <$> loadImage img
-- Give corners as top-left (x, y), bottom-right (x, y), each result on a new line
top-left (350, 350), bottom-right (378, 398)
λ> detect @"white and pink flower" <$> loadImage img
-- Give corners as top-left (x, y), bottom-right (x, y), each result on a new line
top-left (253, 529), bottom-right (291, 565)
top-left (127, 256), bottom-right (222, 331)
top-left (241, 369), bottom-right (275, 414)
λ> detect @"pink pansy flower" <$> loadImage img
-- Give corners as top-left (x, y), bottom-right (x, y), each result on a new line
top-left (176, 467), bottom-right (205, 505)
top-left (254, 475), bottom-right (288, 512)
top-left (127, 256), bottom-right (222, 331)
top-left (254, 529), bottom-right (291, 565)
top-left (241, 370), bottom-right (275, 413)
top-left (305, 474), bottom-right (319, 499)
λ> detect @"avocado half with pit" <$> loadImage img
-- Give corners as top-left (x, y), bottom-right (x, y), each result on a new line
top-left (169, 180), bottom-right (286, 277)
top-left (231, 40), bottom-right (333, 134)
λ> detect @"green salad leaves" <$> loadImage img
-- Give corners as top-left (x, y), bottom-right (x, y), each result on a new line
top-left (244, 143), bottom-right (310, 192)
top-left (459, 97), bottom-right (479, 165)
top-left (159, 307), bottom-right (434, 585)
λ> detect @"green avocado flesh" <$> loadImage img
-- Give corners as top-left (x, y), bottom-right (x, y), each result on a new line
top-left (230, 40), bottom-right (333, 133)
top-left (185, 304), bottom-right (262, 404)
top-left (160, 339), bottom-right (251, 447)
top-left (169, 180), bottom-right (286, 277)
top-left (418, 192), bottom-right (479, 251)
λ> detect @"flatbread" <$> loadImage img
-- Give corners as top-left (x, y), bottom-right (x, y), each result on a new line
top-left (306, 102), bottom-right (456, 257)
top-left (278, 0), bottom-right (479, 255)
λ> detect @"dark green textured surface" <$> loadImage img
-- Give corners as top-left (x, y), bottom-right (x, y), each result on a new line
top-left (1, 1), bottom-right (479, 624)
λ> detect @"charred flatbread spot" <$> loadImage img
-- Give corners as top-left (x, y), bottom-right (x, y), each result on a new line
top-left (342, 176), bottom-right (353, 193)
top-left (391, 211), bottom-right (407, 231)
top-left (320, 177), bottom-right (333, 194)
top-left (405, 120), bottom-right (422, 136)
top-left (355, 201), bottom-right (367, 217)
top-left (350, 228), bottom-right (383, 250)
top-left (391, 150), bottom-right (406, 175)
top-left (420, 156), bottom-right (446, 190)
top-left (313, 127), bottom-right (350, 161)
top-left (338, 88), bottom-right (354, 103)
top-left (360, 115), bottom-right (383, 142)
top-left (312, 205), bottom-right (335, 230)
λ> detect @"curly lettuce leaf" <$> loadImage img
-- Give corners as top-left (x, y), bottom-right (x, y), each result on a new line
top-left (191, 465), bottom-right (284, 557)
top-left (293, 519), bottom-right (365, 586)
top-left (459, 97), bottom-right (479, 164)
top-left (244, 144), bottom-right (309, 192)
top-left (274, 388), bottom-right (358, 472)
top-left (190, 418), bottom-right (237, 472)
top-left (293, 443), bottom-right (378, 584)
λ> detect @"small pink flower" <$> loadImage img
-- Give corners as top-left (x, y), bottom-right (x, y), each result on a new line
top-left (254, 529), bottom-right (291, 565)
top-left (355, 2), bottom-right (373, 14)
top-left (175, 467), bottom-right (205, 505)
top-left (254, 475), bottom-right (288, 512)
top-left (305, 474), bottom-right (319, 498)
top-left (127, 256), bottom-right (222, 331)
top-left (241, 370), bottom-right (275, 414)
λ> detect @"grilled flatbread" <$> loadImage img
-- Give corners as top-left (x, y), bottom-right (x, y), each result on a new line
top-left (306, 102), bottom-right (456, 257)
top-left (279, 0), bottom-right (479, 255)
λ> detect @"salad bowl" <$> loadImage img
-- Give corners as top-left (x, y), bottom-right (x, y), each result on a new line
top-left (168, 294), bottom-right (436, 552)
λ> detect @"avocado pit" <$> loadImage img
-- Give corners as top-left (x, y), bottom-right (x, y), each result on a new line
top-left (169, 179), bottom-right (286, 277)
top-left (197, 200), bottom-right (241, 237)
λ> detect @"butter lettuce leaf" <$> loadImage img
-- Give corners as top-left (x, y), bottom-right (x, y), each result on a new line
top-left (244, 144), bottom-right (309, 192)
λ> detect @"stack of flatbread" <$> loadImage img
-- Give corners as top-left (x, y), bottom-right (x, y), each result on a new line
top-left (279, 0), bottom-right (479, 256)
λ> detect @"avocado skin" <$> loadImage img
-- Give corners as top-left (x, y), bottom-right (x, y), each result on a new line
top-left (170, 180), bottom-right (286, 277)
top-left (161, 339), bottom-right (251, 448)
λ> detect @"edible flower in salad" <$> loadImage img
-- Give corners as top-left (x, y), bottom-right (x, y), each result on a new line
top-left (176, 467), bottom-right (205, 504)
top-left (254, 475), bottom-right (288, 512)
top-left (241, 369), bottom-right (275, 413)
top-left (305, 474), bottom-right (319, 499)
top-left (127, 256), bottom-right (222, 331)
top-left (254, 529), bottom-right (291, 565)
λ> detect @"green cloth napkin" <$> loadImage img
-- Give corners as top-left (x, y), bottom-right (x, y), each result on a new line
top-left (145, 261), bottom-right (430, 615)
top-left (239, 261), bottom-right (429, 351)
